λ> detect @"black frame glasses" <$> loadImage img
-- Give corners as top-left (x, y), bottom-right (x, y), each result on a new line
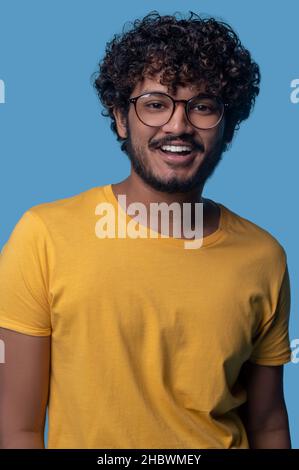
top-left (128, 91), bottom-right (228, 130)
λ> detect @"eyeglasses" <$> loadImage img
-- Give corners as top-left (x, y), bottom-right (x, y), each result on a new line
top-left (128, 92), bottom-right (228, 130)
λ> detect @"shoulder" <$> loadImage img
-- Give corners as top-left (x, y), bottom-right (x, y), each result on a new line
top-left (5, 185), bottom-right (109, 249)
top-left (217, 201), bottom-right (287, 272)
top-left (26, 185), bottom-right (108, 228)
top-left (29, 185), bottom-right (105, 214)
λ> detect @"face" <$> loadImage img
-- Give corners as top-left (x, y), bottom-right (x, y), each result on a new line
top-left (114, 75), bottom-right (226, 193)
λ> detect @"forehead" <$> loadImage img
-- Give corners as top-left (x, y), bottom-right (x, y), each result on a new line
top-left (132, 74), bottom-right (207, 98)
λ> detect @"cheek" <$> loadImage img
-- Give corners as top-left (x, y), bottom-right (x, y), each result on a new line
top-left (131, 124), bottom-right (157, 150)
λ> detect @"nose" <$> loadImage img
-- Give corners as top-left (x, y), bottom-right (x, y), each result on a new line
top-left (161, 102), bottom-right (194, 134)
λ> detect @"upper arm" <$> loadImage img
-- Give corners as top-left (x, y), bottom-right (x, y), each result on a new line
top-left (239, 361), bottom-right (289, 431)
top-left (0, 210), bottom-right (52, 337)
top-left (0, 327), bottom-right (50, 447)
top-left (250, 263), bottom-right (291, 366)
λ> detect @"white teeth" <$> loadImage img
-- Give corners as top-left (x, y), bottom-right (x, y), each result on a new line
top-left (161, 145), bottom-right (192, 153)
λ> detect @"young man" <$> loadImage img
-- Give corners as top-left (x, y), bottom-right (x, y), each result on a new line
top-left (0, 11), bottom-right (292, 449)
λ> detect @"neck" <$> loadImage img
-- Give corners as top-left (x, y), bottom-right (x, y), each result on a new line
top-left (111, 171), bottom-right (220, 239)
top-left (114, 171), bottom-right (204, 207)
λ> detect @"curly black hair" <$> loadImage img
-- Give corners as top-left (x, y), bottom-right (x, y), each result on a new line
top-left (92, 10), bottom-right (261, 152)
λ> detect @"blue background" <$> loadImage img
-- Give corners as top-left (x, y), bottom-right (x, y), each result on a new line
top-left (0, 0), bottom-right (298, 448)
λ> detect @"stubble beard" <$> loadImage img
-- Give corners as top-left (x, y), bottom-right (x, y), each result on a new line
top-left (122, 126), bottom-right (226, 194)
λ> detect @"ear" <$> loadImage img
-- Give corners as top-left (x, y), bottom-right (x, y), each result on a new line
top-left (113, 108), bottom-right (128, 139)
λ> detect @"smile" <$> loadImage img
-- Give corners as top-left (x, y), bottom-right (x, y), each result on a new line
top-left (154, 146), bottom-right (198, 166)
top-left (160, 144), bottom-right (193, 155)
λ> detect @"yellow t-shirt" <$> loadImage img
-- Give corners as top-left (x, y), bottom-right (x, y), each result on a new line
top-left (0, 184), bottom-right (291, 449)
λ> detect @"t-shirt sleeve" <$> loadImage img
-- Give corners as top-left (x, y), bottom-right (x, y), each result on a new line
top-left (0, 210), bottom-right (52, 336)
top-left (249, 262), bottom-right (291, 366)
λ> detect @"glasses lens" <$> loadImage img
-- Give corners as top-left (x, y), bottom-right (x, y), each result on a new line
top-left (187, 96), bottom-right (224, 129)
top-left (136, 93), bottom-right (173, 126)
top-left (135, 93), bottom-right (224, 129)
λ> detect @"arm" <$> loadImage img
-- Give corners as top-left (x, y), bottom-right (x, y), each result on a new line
top-left (0, 327), bottom-right (50, 449)
top-left (238, 361), bottom-right (291, 449)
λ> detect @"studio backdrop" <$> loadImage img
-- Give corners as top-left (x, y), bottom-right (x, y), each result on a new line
top-left (0, 0), bottom-right (298, 448)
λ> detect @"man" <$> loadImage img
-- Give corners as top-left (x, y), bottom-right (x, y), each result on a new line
top-left (0, 11), bottom-right (292, 449)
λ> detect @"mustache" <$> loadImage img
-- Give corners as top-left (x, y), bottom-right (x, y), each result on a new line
top-left (151, 137), bottom-right (204, 152)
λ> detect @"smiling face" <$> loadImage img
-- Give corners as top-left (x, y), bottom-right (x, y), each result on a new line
top-left (113, 75), bottom-right (227, 194)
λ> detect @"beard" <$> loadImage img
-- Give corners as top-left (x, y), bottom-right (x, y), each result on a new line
top-left (121, 126), bottom-right (226, 194)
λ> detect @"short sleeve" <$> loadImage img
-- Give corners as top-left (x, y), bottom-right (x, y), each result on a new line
top-left (0, 210), bottom-right (52, 336)
top-left (249, 263), bottom-right (291, 365)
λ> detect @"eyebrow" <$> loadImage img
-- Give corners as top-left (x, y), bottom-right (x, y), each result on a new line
top-left (140, 89), bottom-right (167, 94)
top-left (140, 89), bottom-right (205, 97)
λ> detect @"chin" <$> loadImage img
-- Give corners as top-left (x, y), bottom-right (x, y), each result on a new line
top-left (143, 172), bottom-right (202, 193)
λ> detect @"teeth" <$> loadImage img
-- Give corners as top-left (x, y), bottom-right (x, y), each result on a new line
top-left (160, 145), bottom-right (192, 153)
